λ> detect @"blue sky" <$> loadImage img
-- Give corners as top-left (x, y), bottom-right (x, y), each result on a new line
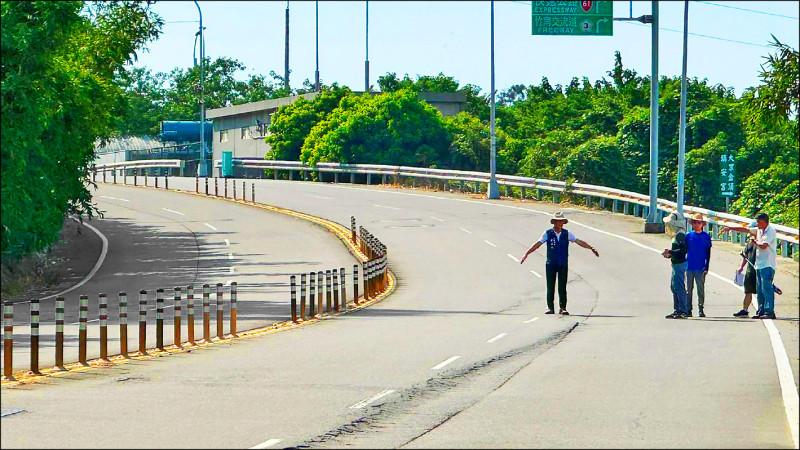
top-left (132, 1), bottom-right (800, 97)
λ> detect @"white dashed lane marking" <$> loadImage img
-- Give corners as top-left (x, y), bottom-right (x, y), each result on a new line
top-left (431, 356), bottom-right (461, 370)
top-left (349, 390), bottom-right (396, 409)
top-left (486, 333), bottom-right (507, 343)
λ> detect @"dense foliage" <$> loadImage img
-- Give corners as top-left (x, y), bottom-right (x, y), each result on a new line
top-left (1, 1), bottom-right (163, 259)
top-left (265, 44), bottom-right (798, 227)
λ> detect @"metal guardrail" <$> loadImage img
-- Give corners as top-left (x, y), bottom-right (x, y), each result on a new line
top-left (93, 160), bottom-right (184, 171)
top-left (92, 159), bottom-right (798, 258)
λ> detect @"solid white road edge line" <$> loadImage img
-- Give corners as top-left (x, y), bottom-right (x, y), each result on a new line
top-left (507, 254), bottom-right (520, 263)
top-left (40, 217), bottom-right (109, 302)
top-left (349, 390), bottom-right (396, 409)
top-left (764, 319), bottom-right (800, 449)
top-left (204, 222), bottom-right (218, 231)
top-left (249, 180), bottom-right (799, 445)
top-left (523, 317), bottom-right (539, 324)
top-left (431, 356), bottom-right (461, 370)
top-left (484, 240), bottom-right (496, 247)
top-left (249, 438), bottom-right (282, 449)
top-left (530, 270), bottom-right (543, 278)
top-left (162, 208), bottom-right (185, 216)
top-left (486, 333), bottom-right (507, 343)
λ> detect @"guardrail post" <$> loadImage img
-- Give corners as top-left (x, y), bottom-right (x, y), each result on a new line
top-left (138, 290), bottom-right (147, 355)
top-left (340, 267), bottom-right (347, 311)
top-left (233, 180), bottom-right (237, 200)
top-left (118, 292), bottom-right (127, 357)
top-left (216, 283), bottom-right (224, 339)
top-left (215, 177), bottom-right (218, 196)
top-left (113, 169), bottom-right (117, 184)
top-left (317, 271), bottom-right (323, 314)
top-left (474, 181), bottom-right (480, 193)
top-left (624, 201), bottom-right (630, 215)
top-left (333, 269), bottom-right (340, 311)
top-left (612, 199), bottom-right (618, 213)
top-left (599, 197), bottom-right (606, 209)
top-left (165, 173), bottom-right (169, 190)
top-left (224, 178), bottom-right (228, 198)
top-left (99, 293), bottom-right (108, 361)
top-left (144, 170), bottom-right (148, 187)
top-left (123, 166), bottom-right (127, 185)
top-left (173, 287), bottom-right (182, 348)
top-left (203, 284), bottom-right (210, 342)
top-left (289, 170), bottom-right (294, 181)
top-left (103, 169), bottom-right (107, 183)
top-left (334, 172), bottom-right (339, 183)
top-left (325, 270), bottom-right (332, 312)
top-left (274, 169), bottom-right (279, 180)
top-left (350, 173), bottom-right (355, 184)
top-left (309, 272), bottom-right (316, 317)
top-left (382, 174), bottom-right (387, 185)
top-left (300, 274), bottom-right (307, 320)
top-left (3, 303), bottom-right (13, 379)
top-left (79, 295), bottom-right (88, 365)
top-left (56, 297), bottom-right (65, 367)
top-left (156, 289), bottom-right (164, 350)
top-left (354, 264), bottom-right (360, 304)
top-left (230, 282), bottom-right (237, 336)
top-left (643, 206), bottom-right (649, 218)
top-left (366, 174), bottom-right (372, 185)
top-left (780, 239), bottom-right (788, 258)
top-left (187, 285), bottom-right (195, 345)
top-left (30, 298), bottom-right (40, 373)
top-left (290, 275), bottom-right (298, 322)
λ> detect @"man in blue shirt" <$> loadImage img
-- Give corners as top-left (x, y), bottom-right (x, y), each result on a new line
top-left (519, 211), bottom-right (599, 316)
top-left (685, 213), bottom-right (712, 317)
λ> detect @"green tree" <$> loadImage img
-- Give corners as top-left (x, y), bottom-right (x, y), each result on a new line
top-left (1, 1), bottom-right (162, 259)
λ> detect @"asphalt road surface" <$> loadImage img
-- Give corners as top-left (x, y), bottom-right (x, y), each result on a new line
top-left (1, 177), bottom-right (797, 449)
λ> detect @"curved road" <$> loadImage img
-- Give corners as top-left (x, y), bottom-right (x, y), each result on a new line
top-left (1, 177), bottom-right (797, 449)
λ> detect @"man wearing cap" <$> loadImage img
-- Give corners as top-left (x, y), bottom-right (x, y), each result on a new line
top-left (662, 212), bottom-right (689, 319)
top-left (721, 213), bottom-right (778, 319)
top-left (685, 213), bottom-right (712, 317)
top-left (519, 211), bottom-right (599, 315)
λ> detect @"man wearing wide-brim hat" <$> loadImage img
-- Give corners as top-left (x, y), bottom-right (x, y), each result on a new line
top-left (685, 212), bottom-right (712, 317)
top-left (519, 211), bottom-right (599, 315)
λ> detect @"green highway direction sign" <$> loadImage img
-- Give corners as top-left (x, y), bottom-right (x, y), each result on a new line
top-left (720, 152), bottom-right (736, 197)
top-left (532, 1), bottom-right (613, 36)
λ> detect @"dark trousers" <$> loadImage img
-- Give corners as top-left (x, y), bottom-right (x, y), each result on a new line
top-left (545, 264), bottom-right (568, 311)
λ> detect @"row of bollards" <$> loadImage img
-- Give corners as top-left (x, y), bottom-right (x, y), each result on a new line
top-left (2, 283), bottom-right (237, 380)
top-left (195, 176), bottom-right (256, 204)
top-left (288, 218), bottom-right (389, 321)
top-left (92, 167), bottom-right (171, 190)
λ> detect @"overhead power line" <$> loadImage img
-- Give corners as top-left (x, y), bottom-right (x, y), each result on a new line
top-left (694, 2), bottom-right (799, 20)
top-left (512, 1), bottom-right (773, 48)
top-left (623, 21), bottom-right (771, 48)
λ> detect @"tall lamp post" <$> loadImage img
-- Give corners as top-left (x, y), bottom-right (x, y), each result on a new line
top-left (644, 0), bottom-right (662, 232)
top-left (315, 0), bottom-right (320, 91)
top-left (365, 1), bottom-right (369, 92)
top-left (487, 1), bottom-right (500, 199)
top-left (193, 0), bottom-right (206, 177)
top-left (676, 1), bottom-right (689, 220)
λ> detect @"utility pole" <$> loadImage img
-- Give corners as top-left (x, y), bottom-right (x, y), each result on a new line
top-left (487, 0), bottom-right (500, 199)
top-left (644, 0), bottom-right (662, 233)
top-left (315, 0), bottom-right (320, 91)
top-left (285, 1), bottom-right (290, 94)
top-left (676, 1), bottom-right (689, 219)
top-left (365, 1), bottom-right (369, 92)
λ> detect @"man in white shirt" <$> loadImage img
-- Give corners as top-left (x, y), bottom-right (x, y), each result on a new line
top-left (519, 211), bottom-right (599, 315)
top-left (721, 213), bottom-right (777, 319)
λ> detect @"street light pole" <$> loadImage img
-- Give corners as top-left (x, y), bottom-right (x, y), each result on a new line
top-left (676, 0), bottom-right (689, 219)
top-left (487, 0), bottom-right (500, 199)
top-left (645, 0), bottom-right (662, 232)
top-left (365, 1), bottom-right (369, 92)
top-left (193, 0), bottom-right (206, 177)
top-left (285, 1), bottom-right (290, 94)
top-left (315, 0), bottom-right (320, 91)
